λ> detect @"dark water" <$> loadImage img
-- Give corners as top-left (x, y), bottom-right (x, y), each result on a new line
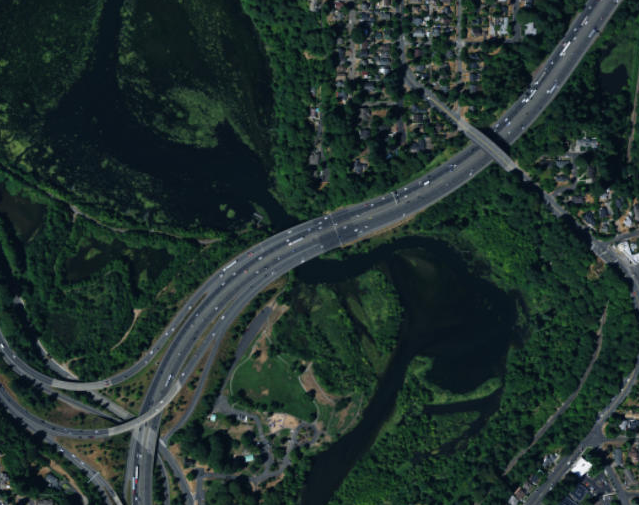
top-left (296, 237), bottom-right (521, 505)
top-left (0, 185), bottom-right (45, 240)
top-left (40, 0), bottom-right (291, 231)
top-left (599, 63), bottom-right (629, 94)
top-left (64, 239), bottom-right (172, 283)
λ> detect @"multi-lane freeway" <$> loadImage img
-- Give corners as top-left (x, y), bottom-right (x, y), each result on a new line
top-left (0, 0), bottom-right (626, 503)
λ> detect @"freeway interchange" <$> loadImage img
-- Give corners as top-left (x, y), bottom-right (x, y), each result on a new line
top-left (0, 0), bottom-right (628, 503)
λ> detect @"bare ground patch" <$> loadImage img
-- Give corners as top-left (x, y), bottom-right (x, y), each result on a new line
top-left (57, 437), bottom-right (126, 484)
top-left (228, 423), bottom-right (254, 439)
top-left (587, 257), bottom-right (607, 280)
top-left (299, 363), bottom-right (337, 407)
top-left (48, 460), bottom-right (88, 505)
top-left (251, 302), bottom-right (289, 372)
top-left (168, 443), bottom-right (198, 495)
top-left (266, 413), bottom-right (300, 434)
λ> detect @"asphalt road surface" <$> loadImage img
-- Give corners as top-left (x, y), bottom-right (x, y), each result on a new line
top-left (525, 355), bottom-right (639, 505)
top-left (0, 1), bottom-right (625, 503)
top-left (128, 1), bottom-right (623, 502)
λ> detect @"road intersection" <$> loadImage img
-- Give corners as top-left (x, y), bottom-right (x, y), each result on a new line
top-left (0, 1), bottom-right (629, 504)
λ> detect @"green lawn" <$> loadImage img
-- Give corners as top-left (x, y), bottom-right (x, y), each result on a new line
top-left (231, 355), bottom-right (316, 422)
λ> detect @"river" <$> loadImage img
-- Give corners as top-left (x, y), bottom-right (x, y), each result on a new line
top-left (296, 237), bottom-right (521, 505)
top-left (39, 0), bottom-right (290, 232)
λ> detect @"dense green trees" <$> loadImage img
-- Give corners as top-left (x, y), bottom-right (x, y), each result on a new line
top-left (513, 0), bottom-right (639, 198)
top-left (174, 425), bottom-right (246, 473)
top-left (0, 0), bottom-right (285, 235)
top-left (0, 0), bottom-right (104, 123)
top-left (0, 406), bottom-right (106, 504)
top-left (118, 0), bottom-right (272, 154)
top-left (327, 168), bottom-right (638, 504)
top-left (206, 477), bottom-right (259, 505)
top-left (270, 268), bottom-right (402, 397)
top-left (0, 174), bottom-right (268, 378)
top-left (256, 167), bottom-right (639, 505)
top-left (462, 0), bottom-right (590, 126)
top-left (10, 376), bottom-right (57, 416)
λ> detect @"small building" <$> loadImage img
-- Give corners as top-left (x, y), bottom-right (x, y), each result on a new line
top-left (308, 151), bottom-right (321, 166)
top-left (542, 453), bottom-right (559, 469)
top-left (572, 483), bottom-right (589, 501)
top-left (497, 17), bottom-right (509, 36)
top-left (244, 454), bottom-right (254, 463)
top-left (237, 414), bottom-right (249, 423)
top-left (0, 472), bottom-right (10, 491)
top-left (572, 137), bottom-right (599, 153)
top-left (209, 413), bottom-right (217, 422)
top-left (353, 159), bottom-right (369, 174)
top-left (44, 473), bottom-right (61, 490)
top-left (524, 22), bottom-right (538, 36)
top-left (529, 473), bottom-right (541, 486)
top-left (614, 448), bottom-right (624, 467)
top-left (571, 457), bottom-right (593, 477)
top-left (409, 138), bottom-right (427, 153)
top-left (359, 128), bottom-right (371, 140)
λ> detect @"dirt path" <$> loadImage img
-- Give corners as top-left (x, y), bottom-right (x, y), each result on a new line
top-left (503, 303), bottom-right (609, 476)
top-left (110, 308), bottom-right (144, 351)
top-left (48, 460), bottom-right (89, 505)
top-left (627, 66), bottom-right (639, 162)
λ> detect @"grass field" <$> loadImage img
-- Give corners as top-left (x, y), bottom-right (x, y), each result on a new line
top-left (231, 354), bottom-right (316, 422)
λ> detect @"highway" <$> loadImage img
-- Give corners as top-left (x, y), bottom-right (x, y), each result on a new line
top-left (0, 0), bottom-right (625, 503)
top-left (0, 390), bottom-right (124, 505)
top-left (128, 1), bottom-right (623, 502)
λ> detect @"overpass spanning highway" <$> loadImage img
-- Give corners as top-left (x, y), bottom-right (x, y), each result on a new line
top-left (0, 0), bottom-right (625, 503)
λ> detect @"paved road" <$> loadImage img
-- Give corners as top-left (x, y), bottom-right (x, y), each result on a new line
top-left (503, 305), bottom-right (608, 475)
top-left (607, 466), bottom-right (634, 505)
top-left (0, 0), bottom-right (618, 431)
top-left (0, 1), bottom-right (624, 503)
top-left (128, 1), bottom-right (623, 501)
top-left (0, 396), bottom-right (123, 505)
top-left (412, 81), bottom-right (519, 172)
top-left (525, 355), bottom-right (639, 505)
